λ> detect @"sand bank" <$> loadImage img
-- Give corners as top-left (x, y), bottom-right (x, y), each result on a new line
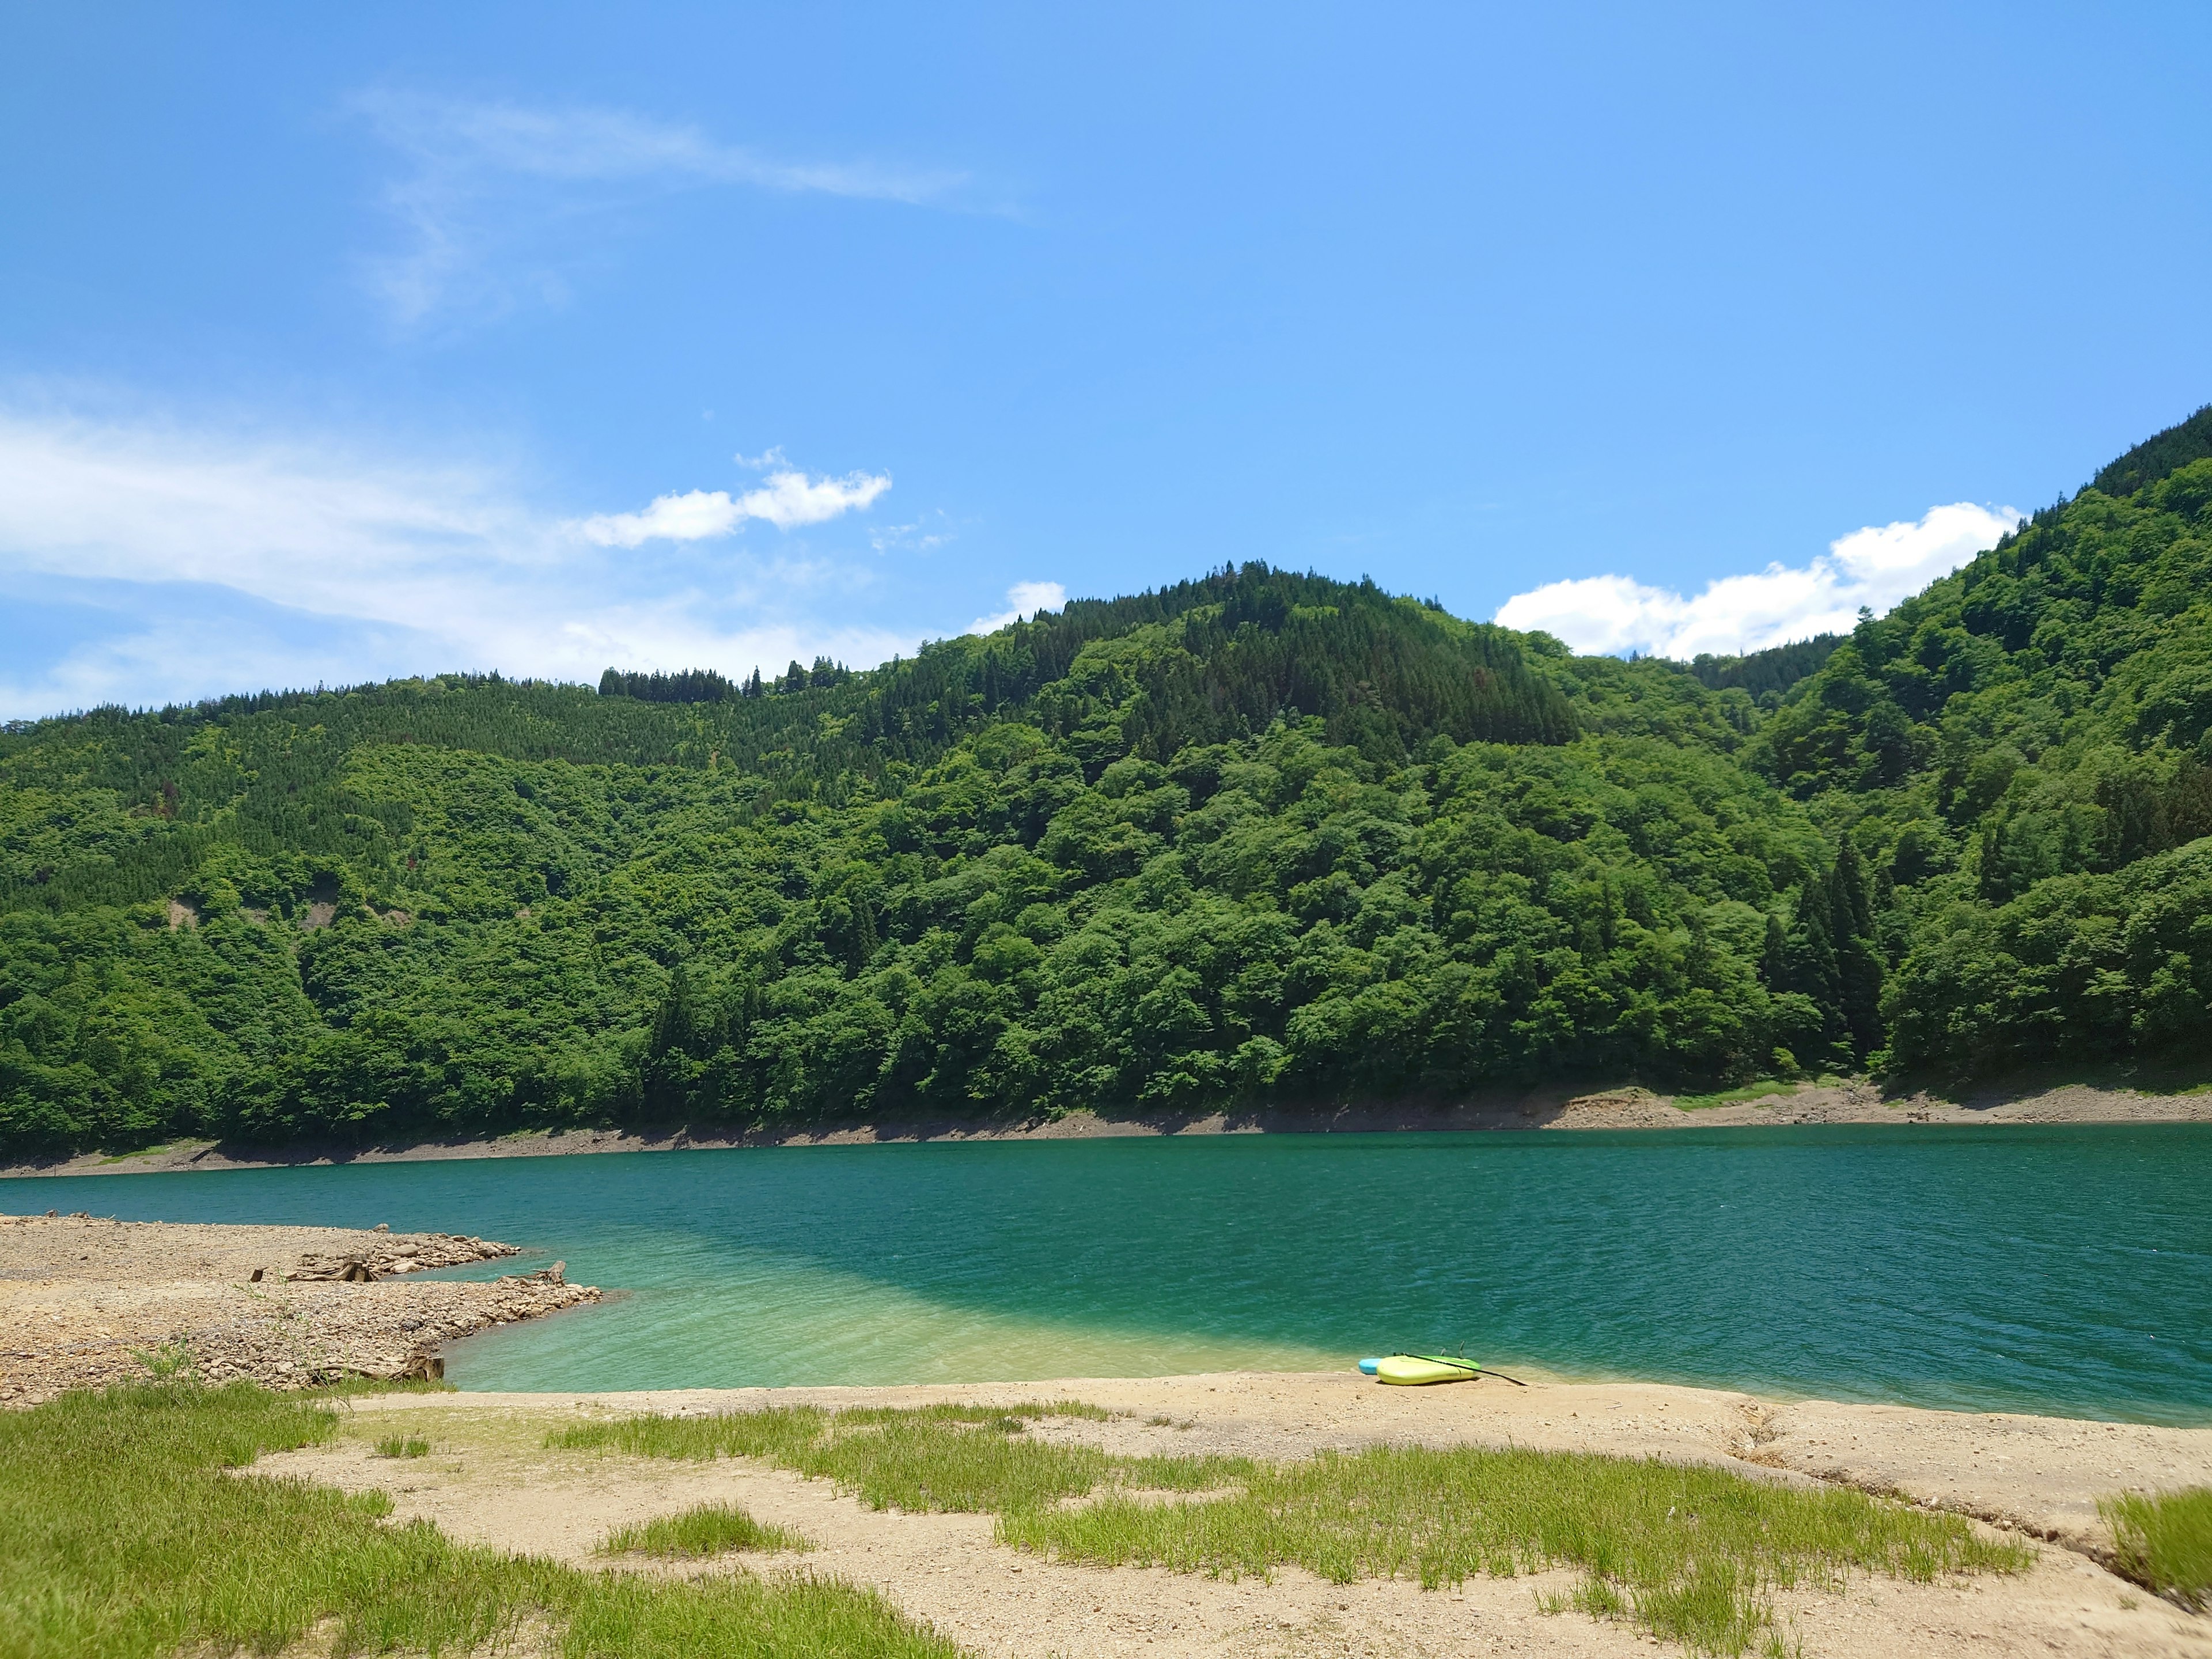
top-left (0, 1212), bottom-right (597, 1405)
top-left (268, 1370), bottom-right (2212, 1658)
top-left (8, 1075), bottom-right (2209, 1179)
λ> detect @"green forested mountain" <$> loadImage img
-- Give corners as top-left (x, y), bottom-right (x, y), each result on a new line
top-left (5, 416), bottom-right (2211, 1156)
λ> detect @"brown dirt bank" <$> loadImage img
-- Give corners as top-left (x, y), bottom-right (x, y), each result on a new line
top-left (264, 1370), bottom-right (2212, 1658)
top-left (0, 1212), bottom-right (597, 1406)
top-left (9, 1071), bottom-right (2209, 1178)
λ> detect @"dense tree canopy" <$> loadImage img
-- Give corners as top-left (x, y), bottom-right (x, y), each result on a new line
top-left (5, 419), bottom-right (2211, 1157)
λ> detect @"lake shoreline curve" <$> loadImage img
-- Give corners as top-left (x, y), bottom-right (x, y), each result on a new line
top-left (7, 1073), bottom-right (2209, 1179)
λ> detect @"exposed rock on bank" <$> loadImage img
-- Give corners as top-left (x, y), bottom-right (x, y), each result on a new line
top-left (10, 1072), bottom-right (2208, 1179)
top-left (0, 1213), bottom-right (599, 1406)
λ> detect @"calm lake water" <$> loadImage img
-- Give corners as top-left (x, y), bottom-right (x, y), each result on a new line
top-left (12, 1126), bottom-right (2211, 1424)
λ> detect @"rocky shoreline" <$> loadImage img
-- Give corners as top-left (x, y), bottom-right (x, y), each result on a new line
top-left (6, 1074), bottom-right (2208, 1179)
top-left (0, 1213), bottom-right (599, 1406)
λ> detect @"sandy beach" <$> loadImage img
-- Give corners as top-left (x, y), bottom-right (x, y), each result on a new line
top-left (8, 1074), bottom-right (2209, 1180)
top-left (273, 1371), bottom-right (2212, 1658)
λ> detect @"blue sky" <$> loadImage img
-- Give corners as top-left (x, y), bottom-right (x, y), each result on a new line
top-left (3, 3), bottom-right (2210, 718)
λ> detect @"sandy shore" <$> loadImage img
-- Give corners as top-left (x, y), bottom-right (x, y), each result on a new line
top-left (6, 1211), bottom-right (2208, 1653)
top-left (8, 1075), bottom-right (2210, 1178)
top-left (0, 1212), bottom-right (598, 1404)
top-left (271, 1370), bottom-right (2212, 1658)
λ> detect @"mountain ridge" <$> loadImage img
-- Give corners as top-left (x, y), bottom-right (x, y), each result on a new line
top-left (4, 418), bottom-right (2209, 1156)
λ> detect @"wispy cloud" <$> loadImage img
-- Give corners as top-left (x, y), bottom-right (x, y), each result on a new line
top-left (870, 510), bottom-right (956, 555)
top-left (967, 580), bottom-right (1066, 635)
top-left (0, 398), bottom-right (923, 718)
top-left (1493, 502), bottom-right (2021, 659)
top-left (350, 90), bottom-right (972, 326)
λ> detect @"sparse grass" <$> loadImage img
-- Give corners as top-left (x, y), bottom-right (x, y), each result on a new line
top-left (374, 1433), bottom-right (431, 1458)
top-left (601, 1502), bottom-right (812, 1558)
top-left (97, 1145), bottom-right (167, 1163)
top-left (1672, 1080), bottom-right (1800, 1111)
top-left (2102, 1486), bottom-right (2212, 1609)
top-left (316, 1375), bottom-right (458, 1398)
top-left (558, 1403), bottom-right (2028, 1656)
top-left (0, 1381), bottom-right (957, 1658)
top-left (1010, 1442), bottom-right (2028, 1657)
top-left (547, 1400), bottom-right (1218, 1516)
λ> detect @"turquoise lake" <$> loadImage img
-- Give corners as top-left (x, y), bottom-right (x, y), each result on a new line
top-left (12, 1125), bottom-right (2210, 1424)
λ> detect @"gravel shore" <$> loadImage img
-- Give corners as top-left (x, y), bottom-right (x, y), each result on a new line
top-left (7, 1077), bottom-right (2209, 1179)
top-left (0, 1212), bottom-right (598, 1405)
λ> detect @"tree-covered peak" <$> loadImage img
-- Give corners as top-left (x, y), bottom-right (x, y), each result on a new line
top-left (2090, 403), bottom-right (2212, 498)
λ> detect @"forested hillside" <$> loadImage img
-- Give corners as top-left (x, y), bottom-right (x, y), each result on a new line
top-left (5, 413), bottom-right (2210, 1156)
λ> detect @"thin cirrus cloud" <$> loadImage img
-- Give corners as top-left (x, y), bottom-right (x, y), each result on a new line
top-left (0, 397), bottom-right (927, 719)
top-left (349, 90), bottom-right (975, 325)
top-left (575, 464), bottom-right (893, 547)
top-left (1493, 502), bottom-right (2023, 659)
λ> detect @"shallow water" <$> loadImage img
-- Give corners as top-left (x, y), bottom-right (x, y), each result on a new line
top-left (12, 1125), bottom-right (2211, 1423)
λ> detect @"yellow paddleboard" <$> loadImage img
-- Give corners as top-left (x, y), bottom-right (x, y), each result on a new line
top-left (1374, 1354), bottom-right (1481, 1385)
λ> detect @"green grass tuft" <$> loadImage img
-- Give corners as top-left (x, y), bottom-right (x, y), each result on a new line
top-left (601, 1502), bottom-right (812, 1558)
top-left (374, 1433), bottom-right (431, 1458)
top-left (0, 1381), bottom-right (957, 1659)
top-left (2102, 1486), bottom-right (2212, 1609)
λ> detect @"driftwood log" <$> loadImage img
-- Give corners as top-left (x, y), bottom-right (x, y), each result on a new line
top-left (287, 1257), bottom-right (376, 1282)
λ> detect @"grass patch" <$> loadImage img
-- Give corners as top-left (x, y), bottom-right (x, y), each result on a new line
top-left (0, 1381), bottom-right (957, 1659)
top-left (316, 1375), bottom-right (459, 1398)
top-left (602, 1502), bottom-right (812, 1558)
top-left (547, 1400), bottom-right (1217, 1516)
top-left (1673, 1080), bottom-right (1800, 1111)
top-left (97, 1145), bottom-right (167, 1163)
top-left (1009, 1442), bottom-right (2027, 1656)
top-left (373, 1433), bottom-right (431, 1459)
top-left (2102, 1486), bottom-right (2212, 1609)
top-left (556, 1403), bottom-right (2026, 1656)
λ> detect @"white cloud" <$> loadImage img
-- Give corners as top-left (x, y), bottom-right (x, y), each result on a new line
top-left (1493, 502), bottom-right (2021, 659)
top-left (967, 581), bottom-right (1067, 635)
top-left (736, 467), bottom-right (893, 531)
top-left (0, 399), bottom-right (917, 718)
top-left (574, 488), bottom-right (746, 548)
top-left (350, 91), bottom-right (971, 325)
top-left (573, 467), bottom-right (891, 547)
